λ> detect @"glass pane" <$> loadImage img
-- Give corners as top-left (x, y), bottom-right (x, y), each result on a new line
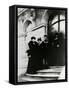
top-left (60, 21), bottom-right (65, 34)
top-left (52, 23), bottom-right (58, 32)
top-left (52, 16), bottom-right (58, 24)
top-left (60, 15), bottom-right (65, 20)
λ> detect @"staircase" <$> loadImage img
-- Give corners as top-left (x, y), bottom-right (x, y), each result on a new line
top-left (18, 66), bottom-right (64, 82)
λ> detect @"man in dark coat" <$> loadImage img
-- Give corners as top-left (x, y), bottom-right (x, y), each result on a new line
top-left (26, 36), bottom-right (38, 74)
top-left (50, 33), bottom-right (60, 65)
top-left (37, 38), bottom-right (43, 70)
top-left (42, 35), bottom-right (50, 69)
top-left (52, 33), bottom-right (65, 66)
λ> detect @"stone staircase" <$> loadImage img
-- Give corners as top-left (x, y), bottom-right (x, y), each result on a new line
top-left (18, 66), bottom-right (64, 82)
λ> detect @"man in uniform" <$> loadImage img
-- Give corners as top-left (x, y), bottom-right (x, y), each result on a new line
top-left (42, 35), bottom-right (50, 69)
top-left (37, 38), bottom-right (43, 70)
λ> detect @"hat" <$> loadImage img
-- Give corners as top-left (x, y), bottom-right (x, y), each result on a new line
top-left (44, 35), bottom-right (48, 37)
top-left (37, 38), bottom-right (42, 41)
top-left (31, 36), bottom-right (36, 39)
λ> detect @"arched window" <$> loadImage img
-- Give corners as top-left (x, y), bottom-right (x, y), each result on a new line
top-left (50, 15), bottom-right (65, 34)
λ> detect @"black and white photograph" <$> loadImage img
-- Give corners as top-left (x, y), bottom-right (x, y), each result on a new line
top-left (17, 6), bottom-right (67, 83)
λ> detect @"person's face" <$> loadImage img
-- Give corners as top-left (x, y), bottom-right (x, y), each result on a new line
top-left (38, 40), bottom-right (41, 44)
top-left (55, 35), bottom-right (58, 38)
top-left (31, 39), bottom-right (35, 42)
top-left (44, 36), bottom-right (48, 40)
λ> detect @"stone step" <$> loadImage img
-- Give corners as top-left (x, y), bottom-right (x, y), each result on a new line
top-left (26, 73), bottom-right (59, 78)
top-left (37, 68), bottom-right (61, 74)
top-left (22, 68), bottom-right (61, 82)
top-left (20, 74), bottom-right (58, 82)
top-left (18, 66), bottom-right (65, 82)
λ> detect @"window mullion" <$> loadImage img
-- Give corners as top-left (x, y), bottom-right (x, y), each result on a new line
top-left (58, 14), bottom-right (60, 32)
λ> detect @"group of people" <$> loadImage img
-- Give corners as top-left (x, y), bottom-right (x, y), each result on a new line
top-left (26, 33), bottom-right (65, 74)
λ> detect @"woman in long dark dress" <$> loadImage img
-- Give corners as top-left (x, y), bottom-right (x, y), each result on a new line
top-left (26, 36), bottom-right (38, 74)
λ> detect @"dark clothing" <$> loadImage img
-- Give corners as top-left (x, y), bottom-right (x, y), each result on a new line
top-left (37, 42), bottom-right (43, 70)
top-left (53, 36), bottom-right (65, 65)
top-left (26, 41), bottom-right (38, 74)
top-left (28, 41), bottom-right (38, 50)
top-left (41, 40), bottom-right (50, 69)
top-left (48, 33), bottom-right (65, 66)
top-left (50, 37), bottom-right (60, 65)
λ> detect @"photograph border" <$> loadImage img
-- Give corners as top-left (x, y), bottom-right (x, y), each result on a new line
top-left (14, 5), bottom-right (67, 85)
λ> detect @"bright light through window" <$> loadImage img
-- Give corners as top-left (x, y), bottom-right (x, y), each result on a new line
top-left (51, 15), bottom-right (65, 34)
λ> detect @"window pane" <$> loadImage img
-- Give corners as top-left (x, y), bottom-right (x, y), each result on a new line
top-left (52, 16), bottom-right (58, 24)
top-left (60, 15), bottom-right (65, 20)
top-left (60, 21), bottom-right (65, 34)
top-left (52, 23), bottom-right (58, 32)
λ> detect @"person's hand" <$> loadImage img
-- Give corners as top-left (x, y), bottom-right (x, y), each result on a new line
top-left (28, 55), bottom-right (31, 58)
top-left (57, 44), bottom-right (60, 47)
